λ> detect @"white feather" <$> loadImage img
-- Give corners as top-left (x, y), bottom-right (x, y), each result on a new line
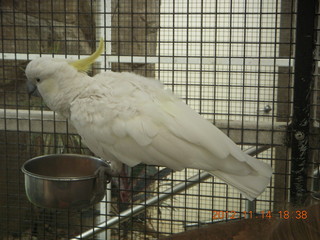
top-left (69, 71), bottom-right (272, 199)
top-left (25, 58), bottom-right (273, 200)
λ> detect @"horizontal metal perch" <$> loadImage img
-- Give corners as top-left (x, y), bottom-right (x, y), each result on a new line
top-left (71, 145), bottom-right (270, 240)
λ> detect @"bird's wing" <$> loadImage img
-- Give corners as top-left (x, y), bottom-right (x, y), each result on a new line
top-left (69, 72), bottom-right (251, 174)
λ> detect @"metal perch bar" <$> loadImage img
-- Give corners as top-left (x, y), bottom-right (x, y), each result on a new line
top-left (71, 145), bottom-right (270, 240)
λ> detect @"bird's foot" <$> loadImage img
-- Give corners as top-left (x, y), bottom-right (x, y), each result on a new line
top-left (94, 164), bottom-right (118, 184)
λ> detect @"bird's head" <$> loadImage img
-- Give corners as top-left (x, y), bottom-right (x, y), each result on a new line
top-left (25, 38), bottom-right (104, 100)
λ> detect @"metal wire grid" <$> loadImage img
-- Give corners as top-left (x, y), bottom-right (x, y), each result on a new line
top-left (1, 0), bottom-right (318, 239)
top-left (154, 1), bottom-right (285, 233)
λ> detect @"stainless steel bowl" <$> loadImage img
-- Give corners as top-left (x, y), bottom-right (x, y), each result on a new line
top-left (21, 154), bottom-right (109, 209)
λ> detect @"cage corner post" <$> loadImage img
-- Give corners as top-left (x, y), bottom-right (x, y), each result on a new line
top-left (290, 0), bottom-right (318, 205)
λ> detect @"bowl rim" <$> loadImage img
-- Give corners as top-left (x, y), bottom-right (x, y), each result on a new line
top-left (21, 153), bottom-right (108, 181)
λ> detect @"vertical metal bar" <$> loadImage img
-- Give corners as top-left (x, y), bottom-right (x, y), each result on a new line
top-left (290, 0), bottom-right (317, 205)
top-left (274, 0), bottom-right (295, 212)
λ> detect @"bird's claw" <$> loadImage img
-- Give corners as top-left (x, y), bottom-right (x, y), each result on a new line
top-left (94, 165), bottom-right (117, 184)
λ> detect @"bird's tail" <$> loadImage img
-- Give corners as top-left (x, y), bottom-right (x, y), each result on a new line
top-left (209, 155), bottom-right (272, 201)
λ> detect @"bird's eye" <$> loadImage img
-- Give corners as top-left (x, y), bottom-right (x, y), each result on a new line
top-left (36, 78), bottom-right (40, 83)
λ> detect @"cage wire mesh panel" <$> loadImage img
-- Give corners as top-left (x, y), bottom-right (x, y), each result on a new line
top-left (0, 0), bottom-right (319, 239)
top-left (154, 0), bottom-right (282, 234)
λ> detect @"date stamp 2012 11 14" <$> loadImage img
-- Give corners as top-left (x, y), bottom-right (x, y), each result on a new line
top-left (212, 210), bottom-right (308, 220)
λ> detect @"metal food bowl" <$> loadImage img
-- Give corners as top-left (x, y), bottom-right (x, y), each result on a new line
top-left (21, 154), bottom-right (109, 209)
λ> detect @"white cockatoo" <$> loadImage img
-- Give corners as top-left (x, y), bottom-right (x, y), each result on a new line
top-left (26, 39), bottom-right (272, 200)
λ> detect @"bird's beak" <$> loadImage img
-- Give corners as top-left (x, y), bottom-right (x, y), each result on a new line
top-left (26, 80), bottom-right (41, 97)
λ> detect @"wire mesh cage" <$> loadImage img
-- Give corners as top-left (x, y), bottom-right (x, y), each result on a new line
top-left (0, 0), bottom-right (319, 239)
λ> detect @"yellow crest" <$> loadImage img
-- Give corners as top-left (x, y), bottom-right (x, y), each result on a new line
top-left (69, 38), bottom-right (104, 72)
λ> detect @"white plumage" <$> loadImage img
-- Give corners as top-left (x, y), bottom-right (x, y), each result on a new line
top-left (25, 45), bottom-right (272, 200)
